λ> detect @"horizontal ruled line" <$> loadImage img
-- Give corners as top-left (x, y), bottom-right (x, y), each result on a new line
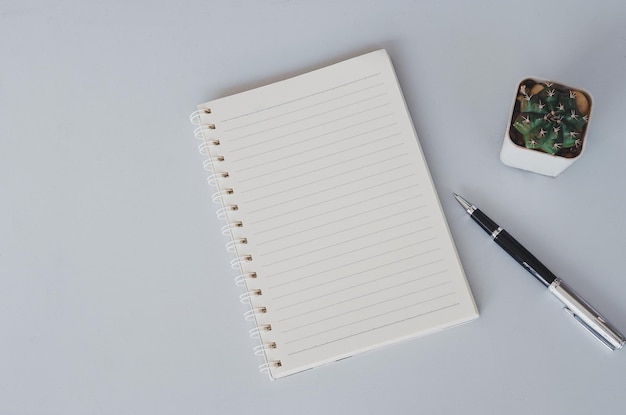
top-left (265, 230), bottom-right (424, 278)
top-left (282, 284), bottom-right (453, 334)
top-left (250, 183), bottom-right (422, 237)
top-left (272, 258), bottom-right (446, 304)
top-left (219, 73), bottom-right (381, 123)
top-left (252, 183), bottom-right (420, 232)
top-left (258, 207), bottom-right (426, 256)
top-left (286, 299), bottom-right (460, 351)
top-left (238, 139), bottom-right (403, 188)
top-left (268, 245), bottom-right (441, 290)
top-left (236, 123), bottom-right (398, 174)
top-left (232, 113), bottom-right (394, 163)
top-left (244, 154), bottom-right (408, 205)
top-left (231, 102), bottom-right (391, 150)
top-left (228, 94), bottom-right (388, 143)
top-left (246, 169), bottom-right (414, 216)
top-left (264, 223), bottom-right (433, 267)
top-left (278, 269), bottom-right (449, 325)
top-left (222, 83), bottom-right (385, 133)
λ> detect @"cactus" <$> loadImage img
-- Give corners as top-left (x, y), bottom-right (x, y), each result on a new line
top-left (510, 80), bottom-right (590, 157)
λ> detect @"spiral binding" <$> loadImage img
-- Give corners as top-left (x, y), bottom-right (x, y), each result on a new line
top-left (189, 108), bottom-right (211, 125)
top-left (221, 221), bottom-right (243, 235)
top-left (258, 360), bottom-right (282, 374)
top-left (249, 324), bottom-right (272, 339)
top-left (198, 140), bottom-right (220, 154)
top-left (190, 106), bottom-right (281, 375)
top-left (216, 205), bottom-right (239, 221)
top-left (207, 172), bottom-right (229, 187)
top-left (225, 238), bottom-right (247, 253)
top-left (244, 307), bottom-right (268, 322)
top-left (239, 289), bottom-right (262, 304)
top-left (212, 188), bottom-right (234, 204)
top-left (230, 254), bottom-right (252, 270)
top-left (234, 271), bottom-right (257, 287)
top-left (253, 341), bottom-right (276, 356)
top-left (204, 157), bottom-right (225, 170)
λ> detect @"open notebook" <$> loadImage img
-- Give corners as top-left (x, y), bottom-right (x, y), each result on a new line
top-left (191, 49), bottom-right (478, 379)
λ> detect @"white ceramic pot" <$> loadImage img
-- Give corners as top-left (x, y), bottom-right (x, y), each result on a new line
top-left (500, 78), bottom-right (592, 177)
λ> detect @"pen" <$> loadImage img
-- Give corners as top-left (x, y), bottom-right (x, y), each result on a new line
top-left (453, 193), bottom-right (625, 350)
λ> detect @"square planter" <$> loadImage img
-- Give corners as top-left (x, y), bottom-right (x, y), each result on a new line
top-left (500, 78), bottom-right (592, 177)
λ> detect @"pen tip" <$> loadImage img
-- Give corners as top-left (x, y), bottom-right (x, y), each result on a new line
top-left (453, 193), bottom-right (472, 211)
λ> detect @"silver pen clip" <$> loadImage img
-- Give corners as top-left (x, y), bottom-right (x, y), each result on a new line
top-left (563, 308), bottom-right (616, 350)
top-left (549, 279), bottom-right (625, 351)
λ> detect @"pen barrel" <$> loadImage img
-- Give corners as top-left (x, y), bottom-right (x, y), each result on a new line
top-left (494, 230), bottom-right (557, 287)
top-left (469, 209), bottom-right (499, 234)
top-left (470, 208), bottom-right (557, 286)
top-left (549, 279), bottom-right (626, 350)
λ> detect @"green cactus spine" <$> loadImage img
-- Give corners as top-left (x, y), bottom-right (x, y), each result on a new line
top-left (511, 80), bottom-right (590, 157)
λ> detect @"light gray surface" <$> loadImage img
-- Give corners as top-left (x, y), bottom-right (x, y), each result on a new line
top-left (2, 1), bottom-right (625, 414)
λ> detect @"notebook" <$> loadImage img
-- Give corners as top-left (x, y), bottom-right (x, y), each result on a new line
top-left (190, 49), bottom-right (478, 379)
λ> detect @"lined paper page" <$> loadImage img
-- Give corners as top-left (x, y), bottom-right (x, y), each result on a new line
top-left (198, 50), bottom-right (477, 379)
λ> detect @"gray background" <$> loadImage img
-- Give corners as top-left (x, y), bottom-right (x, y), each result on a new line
top-left (2, 1), bottom-right (625, 414)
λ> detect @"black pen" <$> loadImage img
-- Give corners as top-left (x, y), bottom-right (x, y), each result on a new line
top-left (453, 193), bottom-right (625, 350)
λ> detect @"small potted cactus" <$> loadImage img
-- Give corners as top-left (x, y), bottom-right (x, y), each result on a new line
top-left (500, 78), bottom-right (592, 176)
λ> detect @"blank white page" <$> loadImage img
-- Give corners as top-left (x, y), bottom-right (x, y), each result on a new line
top-left (195, 49), bottom-right (478, 379)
